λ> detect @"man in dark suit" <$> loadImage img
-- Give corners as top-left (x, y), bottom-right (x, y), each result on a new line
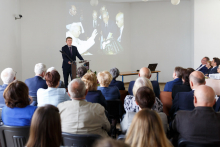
top-left (209, 57), bottom-right (220, 74)
top-left (169, 71), bottom-right (206, 118)
top-left (195, 56), bottom-right (209, 74)
top-left (128, 67), bottom-right (160, 98)
top-left (62, 37), bottom-right (84, 88)
top-left (172, 85), bottom-right (220, 144)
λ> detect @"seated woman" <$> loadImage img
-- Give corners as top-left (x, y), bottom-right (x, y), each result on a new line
top-left (2, 81), bottom-right (37, 126)
top-left (172, 68), bottom-right (194, 99)
top-left (37, 70), bottom-right (70, 107)
top-left (205, 61), bottom-right (212, 76)
top-left (26, 105), bottom-right (62, 147)
top-left (46, 67), bottom-right (65, 88)
top-left (218, 65), bottom-right (220, 73)
top-left (77, 66), bottom-right (88, 78)
top-left (124, 77), bottom-right (163, 113)
top-left (97, 71), bottom-right (120, 100)
top-left (81, 72), bottom-right (107, 109)
top-left (109, 67), bottom-right (125, 90)
top-left (125, 109), bottom-right (172, 147)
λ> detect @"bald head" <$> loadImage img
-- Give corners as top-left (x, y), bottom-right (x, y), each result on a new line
top-left (139, 67), bottom-right (151, 79)
top-left (116, 12), bottom-right (124, 28)
top-left (189, 71), bottom-right (205, 89)
top-left (194, 85), bottom-right (215, 107)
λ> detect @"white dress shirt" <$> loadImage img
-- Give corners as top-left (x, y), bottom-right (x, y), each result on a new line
top-left (118, 26), bottom-right (124, 42)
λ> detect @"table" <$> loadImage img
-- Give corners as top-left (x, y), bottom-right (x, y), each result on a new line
top-left (119, 71), bottom-right (161, 82)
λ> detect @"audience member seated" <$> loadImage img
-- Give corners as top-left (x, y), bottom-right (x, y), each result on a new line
top-left (204, 60), bottom-right (212, 76)
top-left (81, 72), bottom-right (107, 109)
top-left (169, 71), bottom-right (205, 118)
top-left (37, 70), bottom-right (70, 107)
top-left (195, 56), bottom-right (209, 74)
top-left (97, 71), bottom-right (120, 100)
top-left (26, 105), bottom-right (62, 147)
top-left (109, 67), bottom-right (125, 90)
top-left (2, 81), bottom-right (37, 126)
top-left (0, 68), bottom-right (16, 108)
top-left (25, 63), bottom-right (48, 105)
top-left (218, 65), bottom-right (220, 74)
top-left (124, 77), bottom-right (163, 113)
top-left (164, 66), bottom-right (183, 92)
top-left (172, 68), bottom-right (194, 99)
top-left (47, 67), bottom-right (65, 88)
top-left (58, 79), bottom-right (110, 137)
top-left (209, 57), bottom-right (220, 74)
top-left (172, 85), bottom-right (220, 145)
top-left (77, 66), bottom-right (88, 78)
top-left (94, 138), bottom-right (130, 147)
top-left (121, 86), bottom-right (167, 134)
top-left (128, 67), bottom-right (160, 98)
top-left (125, 109), bottom-right (172, 147)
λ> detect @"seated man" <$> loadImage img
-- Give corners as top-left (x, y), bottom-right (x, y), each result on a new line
top-left (0, 68), bottom-right (16, 108)
top-left (121, 86), bottom-right (167, 134)
top-left (128, 67), bottom-right (160, 98)
top-left (172, 85), bottom-right (220, 144)
top-left (25, 63), bottom-right (48, 105)
top-left (109, 67), bottom-right (125, 90)
top-left (195, 56), bottom-right (209, 74)
top-left (164, 67), bottom-right (183, 92)
top-left (209, 57), bottom-right (220, 74)
top-left (169, 71), bottom-right (206, 118)
top-left (58, 79), bottom-right (110, 137)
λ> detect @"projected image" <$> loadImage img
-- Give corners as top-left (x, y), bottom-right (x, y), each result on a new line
top-left (66, 2), bottom-right (125, 55)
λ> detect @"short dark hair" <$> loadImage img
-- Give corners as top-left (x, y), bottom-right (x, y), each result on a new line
top-left (175, 66), bottom-right (184, 78)
top-left (213, 57), bottom-right (220, 66)
top-left (182, 68), bottom-right (195, 85)
top-left (4, 81), bottom-right (30, 108)
top-left (77, 66), bottom-right (88, 78)
top-left (204, 57), bottom-right (210, 61)
top-left (45, 70), bottom-right (60, 87)
top-left (66, 37), bottom-right (72, 41)
top-left (135, 86), bottom-right (155, 109)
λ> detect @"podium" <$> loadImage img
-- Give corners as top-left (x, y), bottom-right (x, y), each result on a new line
top-left (71, 60), bottom-right (90, 79)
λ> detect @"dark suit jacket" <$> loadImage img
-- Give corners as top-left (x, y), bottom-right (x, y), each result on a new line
top-left (109, 79), bottom-right (125, 90)
top-left (86, 90), bottom-right (107, 110)
top-left (101, 19), bottom-right (117, 40)
top-left (25, 76), bottom-right (48, 97)
top-left (209, 66), bottom-right (218, 74)
top-left (172, 84), bottom-right (192, 99)
top-left (204, 68), bottom-right (212, 75)
top-left (128, 80), bottom-right (160, 98)
top-left (164, 78), bottom-right (182, 92)
top-left (61, 45), bottom-right (84, 69)
top-left (0, 84), bottom-right (7, 108)
top-left (169, 90), bottom-right (195, 117)
top-left (196, 64), bottom-right (207, 74)
top-left (172, 107), bottom-right (220, 144)
top-left (214, 98), bottom-right (220, 112)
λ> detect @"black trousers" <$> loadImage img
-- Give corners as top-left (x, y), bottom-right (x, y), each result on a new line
top-left (63, 68), bottom-right (72, 88)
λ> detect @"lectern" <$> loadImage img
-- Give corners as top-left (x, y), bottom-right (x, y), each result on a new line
top-left (71, 60), bottom-right (90, 79)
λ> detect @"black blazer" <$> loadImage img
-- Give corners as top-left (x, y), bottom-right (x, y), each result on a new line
top-left (172, 84), bottom-right (192, 99)
top-left (62, 45), bottom-right (84, 69)
top-left (109, 79), bottom-right (125, 90)
top-left (209, 66), bottom-right (218, 74)
top-left (172, 107), bottom-right (220, 144)
top-left (169, 90), bottom-right (195, 118)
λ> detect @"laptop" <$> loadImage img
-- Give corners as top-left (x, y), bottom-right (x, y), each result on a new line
top-left (148, 63), bottom-right (158, 71)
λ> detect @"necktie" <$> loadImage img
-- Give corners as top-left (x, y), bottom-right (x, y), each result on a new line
top-left (69, 47), bottom-right (72, 56)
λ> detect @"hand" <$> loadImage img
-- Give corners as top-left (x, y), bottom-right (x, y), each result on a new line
top-left (29, 96), bottom-right (33, 104)
top-left (68, 61), bottom-right (72, 64)
top-left (91, 29), bottom-right (98, 40)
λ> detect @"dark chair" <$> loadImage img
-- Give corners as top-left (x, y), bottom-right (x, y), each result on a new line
top-left (119, 90), bottom-right (128, 105)
top-left (178, 138), bottom-right (220, 147)
top-left (62, 132), bottom-right (101, 147)
top-left (106, 99), bottom-right (125, 120)
top-left (0, 125), bottom-right (30, 147)
top-left (117, 134), bottom-right (125, 141)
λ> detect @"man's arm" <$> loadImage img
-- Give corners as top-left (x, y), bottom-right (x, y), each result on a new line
top-left (75, 46), bottom-right (84, 60)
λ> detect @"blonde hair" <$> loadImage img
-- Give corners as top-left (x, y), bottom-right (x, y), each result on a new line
top-left (81, 72), bottom-right (97, 91)
top-left (133, 77), bottom-right (153, 96)
top-left (97, 71), bottom-right (112, 87)
top-left (125, 109), bottom-right (172, 147)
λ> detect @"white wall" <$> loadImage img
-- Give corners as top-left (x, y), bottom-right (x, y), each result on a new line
top-left (0, 0), bottom-right (22, 84)
top-left (194, 0), bottom-right (220, 68)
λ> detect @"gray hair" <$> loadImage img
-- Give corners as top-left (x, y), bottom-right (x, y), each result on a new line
top-left (34, 63), bottom-right (46, 75)
top-left (46, 67), bottom-right (56, 73)
top-left (1, 68), bottom-right (16, 84)
top-left (110, 67), bottom-right (119, 79)
top-left (133, 77), bottom-right (153, 96)
top-left (68, 79), bottom-right (86, 98)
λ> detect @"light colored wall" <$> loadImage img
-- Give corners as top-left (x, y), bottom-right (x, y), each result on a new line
top-left (0, 0), bottom-right (22, 84)
top-left (194, 0), bottom-right (220, 68)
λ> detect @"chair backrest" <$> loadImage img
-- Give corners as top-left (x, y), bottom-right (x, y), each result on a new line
top-left (106, 99), bottom-right (125, 119)
top-left (0, 125), bottom-right (30, 147)
top-left (117, 134), bottom-right (125, 141)
top-left (178, 138), bottom-right (220, 147)
top-left (160, 91), bottom-right (172, 116)
top-left (119, 90), bottom-right (128, 105)
top-left (62, 132), bottom-right (101, 147)
top-left (205, 79), bottom-right (220, 95)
